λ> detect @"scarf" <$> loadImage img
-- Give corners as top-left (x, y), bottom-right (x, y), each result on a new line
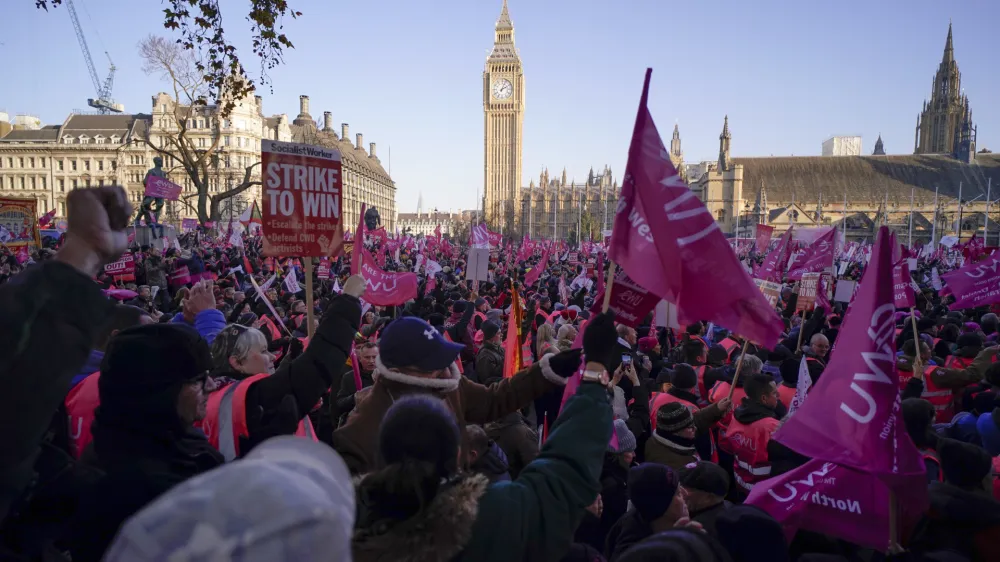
top-left (652, 430), bottom-right (698, 457)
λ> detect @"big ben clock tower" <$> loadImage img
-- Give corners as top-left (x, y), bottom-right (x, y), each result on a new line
top-left (483, 0), bottom-right (524, 232)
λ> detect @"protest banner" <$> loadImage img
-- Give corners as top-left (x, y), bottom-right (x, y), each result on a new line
top-left (754, 278), bottom-right (782, 308)
top-left (357, 247), bottom-right (418, 306)
top-left (104, 252), bottom-right (136, 282)
top-left (144, 176), bottom-right (183, 200)
top-left (940, 253), bottom-right (1000, 310)
top-left (755, 224), bottom-right (774, 251)
top-left (260, 139), bottom-right (344, 258)
top-left (467, 248), bottom-right (490, 282)
top-left (834, 279), bottom-right (857, 303)
top-left (316, 258), bottom-right (330, 280)
top-left (0, 197), bottom-right (40, 247)
top-left (181, 218), bottom-right (198, 232)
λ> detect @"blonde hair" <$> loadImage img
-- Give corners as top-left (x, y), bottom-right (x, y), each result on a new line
top-left (536, 323), bottom-right (558, 357)
top-left (211, 324), bottom-right (268, 374)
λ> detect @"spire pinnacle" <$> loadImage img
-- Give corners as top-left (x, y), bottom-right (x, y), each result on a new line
top-left (720, 115), bottom-right (731, 139)
top-left (496, 0), bottom-right (513, 31)
top-left (942, 21), bottom-right (954, 64)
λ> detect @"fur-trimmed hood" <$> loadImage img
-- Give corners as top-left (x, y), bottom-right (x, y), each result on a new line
top-left (374, 355), bottom-right (462, 393)
top-left (352, 473), bottom-right (490, 562)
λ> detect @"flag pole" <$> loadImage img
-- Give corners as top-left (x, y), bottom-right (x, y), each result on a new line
top-left (957, 181), bottom-right (963, 236)
top-left (931, 186), bottom-right (939, 247)
top-left (601, 261), bottom-right (617, 312)
top-left (987, 178), bottom-right (992, 246)
top-left (908, 188), bottom-right (914, 248)
top-left (910, 307), bottom-right (922, 375)
top-left (727, 340), bottom-right (751, 400)
top-left (304, 258), bottom-right (315, 339)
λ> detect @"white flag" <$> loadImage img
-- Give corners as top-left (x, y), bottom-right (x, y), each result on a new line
top-left (425, 259), bottom-right (442, 276)
top-left (333, 278), bottom-right (342, 294)
top-left (786, 356), bottom-right (813, 417)
top-left (931, 267), bottom-right (943, 291)
top-left (284, 270), bottom-right (301, 293)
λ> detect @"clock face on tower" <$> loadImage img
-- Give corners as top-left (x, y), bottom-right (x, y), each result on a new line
top-left (492, 78), bottom-right (513, 100)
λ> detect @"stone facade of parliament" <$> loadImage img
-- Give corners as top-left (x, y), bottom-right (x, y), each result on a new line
top-left (696, 24), bottom-right (998, 243)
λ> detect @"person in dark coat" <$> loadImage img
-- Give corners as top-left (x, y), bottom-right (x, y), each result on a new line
top-left (679, 461), bottom-right (732, 539)
top-left (0, 186), bottom-right (124, 523)
top-left (909, 438), bottom-right (1000, 561)
top-left (465, 424), bottom-right (511, 484)
top-left (599, 420), bottom-right (638, 544)
top-left (485, 410), bottom-right (538, 480)
top-left (333, 341), bottom-right (378, 425)
top-left (475, 320), bottom-right (505, 386)
top-left (68, 324), bottom-right (223, 561)
top-left (605, 463), bottom-right (689, 561)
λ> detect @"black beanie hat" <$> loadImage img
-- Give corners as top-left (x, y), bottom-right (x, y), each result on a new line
top-left (627, 463), bottom-right (680, 522)
top-left (938, 437), bottom-right (993, 489)
top-left (99, 323), bottom-right (212, 423)
top-left (671, 363), bottom-right (698, 391)
top-left (452, 301), bottom-right (467, 314)
top-left (481, 320), bottom-right (501, 341)
top-left (707, 344), bottom-right (729, 365)
top-left (656, 402), bottom-right (695, 433)
top-left (378, 395), bottom-right (460, 478)
top-left (617, 529), bottom-right (733, 562)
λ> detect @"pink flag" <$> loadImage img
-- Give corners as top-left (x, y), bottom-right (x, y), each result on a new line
top-left (892, 261), bottom-right (915, 308)
top-left (940, 253), bottom-right (1000, 310)
top-left (487, 229), bottom-right (502, 247)
top-left (607, 69), bottom-right (782, 348)
top-left (755, 224), bottom-right (774, 252)
top-left (758, 228), bottom-right (792, 283)
top-left (524, 248), bottom-right (550, 287)
top-left (747, 459), bottom-right (894, 550)
top-left (774, 226), bottom-right (927, 510)
top-left (786, 228), bottom-right (836, 280)
top-left (357, 247), bottom-right (419, 306)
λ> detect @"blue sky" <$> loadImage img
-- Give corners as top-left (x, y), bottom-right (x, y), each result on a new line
top-left (4, 0), bottom-right (998, 213)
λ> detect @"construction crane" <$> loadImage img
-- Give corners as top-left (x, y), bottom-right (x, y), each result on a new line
top-left (65, 0), bottom-right (123, 113)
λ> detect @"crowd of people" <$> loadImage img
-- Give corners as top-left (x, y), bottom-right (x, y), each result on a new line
top-left (1, 184), bottom-right (1000, 561)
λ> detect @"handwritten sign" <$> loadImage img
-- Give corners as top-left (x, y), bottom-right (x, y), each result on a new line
top-left (261, 139), bottom-right (344, 257)
top-left (144, 175), bottom-right (182, 200)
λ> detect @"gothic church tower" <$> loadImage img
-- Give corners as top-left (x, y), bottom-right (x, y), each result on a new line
top-left (483, 0), bottom-right (525, 231)
top-left (914, 23), bottom-right (974, 155)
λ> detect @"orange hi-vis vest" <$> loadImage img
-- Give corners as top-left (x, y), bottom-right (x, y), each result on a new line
top-left (944, 355), bottom-right (974, 370)
top-left (64, 372), bottom-right (101, 459)
top-left (777, 384), bottom-right (797, 409)
top-left (725, 415), bottom-right (780, 492)
top-left (199, 373), bottom-right (317, 462)
top-left (719, 338), bottom-right (740, 363)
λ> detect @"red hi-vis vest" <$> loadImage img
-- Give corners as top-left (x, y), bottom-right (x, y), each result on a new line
top-left (725, 415), bottom-right (779, 492)
top-left (920, 366), bottom-right (958, 423)
top-left (199, 374), bottom-right (317, 462)
top-left (650, 393), bottom-right (698, 429)
top-left (65, 372), bottom-right (101, 459)
top-left (694, 365), bottom-right (708, 405)
top-left (719, 338), bottom-right (740, 363)
top-left (708, 381), bottom-right (746, 432)
top-left (944, 355), bottom-right (974, 370)
top-left (443, 332), bottom-right (465, 374)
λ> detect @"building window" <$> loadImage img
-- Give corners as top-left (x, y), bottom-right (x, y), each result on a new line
top-left (224, 135), bottom-right (231, 146)
top-left (19, 177), bottom-right (25, 189)
top-left (40, 158), bottom-right (45, 167)
top-left (71, 160), bottom-right (77, 171)
top-left (79, 136), bottom-right (89, 144)
top-left (72, 179), bottom-right (78, 189)
top-left (18, 157), bottom-right (24, 167)
top-left (95, 135), bottom-right (105, 144)
top-left (57, 159), bottom-right (63, 171)
top-left (98, 179), bottom-right (104, 187)
top-left (716, 209), bottom-right (726, 222)
top-left (98, 160), bottom-right (104, 171)
top-left (63, 136), bottom-right (73, 144)
top-left (59, 201), bottom-right (66, 216)
top-left (84, 160), bottom-right (90, 171)
top-left (111, 161), bottom-right (117, 171)
top-left (85, 179), bottom-right (91, 187)
top-left (199, 138), bottom-right (206, 148)
top-left (30, 177), bottom-right (35, 189)
top-left (28, 157), bottom-right (34, 168)
top-left (6, 158), bottom-right (11, 167)
top-left (59, 179), bottom-right (65, 191)
top-left (41, 177), bottom-right (46, 189)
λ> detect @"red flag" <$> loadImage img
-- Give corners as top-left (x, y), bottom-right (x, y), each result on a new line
top-left (351, 203), bottom-right (367, 275)
top-left (607, 69), bottom-right (781, 348)
top-left (434, 224), bottom-right (441, 242)
top-left (775, 226), bottom-right (927, 512)
top-left (754, 224), bottom-right (774, 252)
top-left (503, 287), bottom-right (524, 379)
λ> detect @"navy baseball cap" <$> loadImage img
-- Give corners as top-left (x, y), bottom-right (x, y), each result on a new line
top-left (379, 317), bottom-right (465, 371)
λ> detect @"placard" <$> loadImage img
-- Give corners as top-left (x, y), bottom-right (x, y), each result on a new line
top-left (753, 278), bottom-right (782, 308)
top-left (796, 272), bottom-right (821, 312)
top-left (181, 218), bottom-right (198, 232)
top-left (261, 139), bottom-right (344, 257)
top-left (590, 274), bottom-right (660, 327)
top-left (144, 175), bottom-right (183, 200)
top-left (104, 252), bottom-right (136, 281)
top-left (893, 262), bottom-right (916, 308)
top-left (834, 279), bottom-right (857, 303)
top-left (0, 197), bottom-right (40, 247)
top-left (466, 248), bottom-right (490, 282)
